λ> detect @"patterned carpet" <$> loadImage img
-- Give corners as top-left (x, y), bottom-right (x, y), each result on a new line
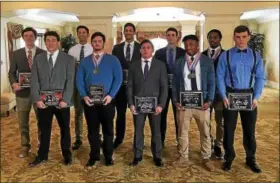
top-left (1, 88), bottom-right (279, 182)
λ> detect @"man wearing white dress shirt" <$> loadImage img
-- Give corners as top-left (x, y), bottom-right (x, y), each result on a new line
top-left (68, 25), bottom-right (93, 150)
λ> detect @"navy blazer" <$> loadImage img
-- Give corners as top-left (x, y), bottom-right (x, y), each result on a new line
top-left (154, 46), bottom-right (185, 74)
top-left (202, 48), bottom-right (225, 71)
top-left (171, 54), bottom-right (215, 104)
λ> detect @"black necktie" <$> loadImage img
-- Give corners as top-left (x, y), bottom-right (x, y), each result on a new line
top-left (80, 45), bottom-right (84, 60)
top-left (126, 44), bottom-right (131, 62)
top-left (211, 50), bottom-right (215, 58)
top-left (190, 56), bottom-right (194, 62)
top-left (144, 61), bottom-right (149, 80)
top-left (48, 53), bottom-right (53, 73)
top-left (237, 49), bottom-right (247, 53)
top-left (190, 56), bottom-right (197, 90)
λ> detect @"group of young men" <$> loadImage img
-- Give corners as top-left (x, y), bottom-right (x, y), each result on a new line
top-left (9, 23), bottom-right (265, 173)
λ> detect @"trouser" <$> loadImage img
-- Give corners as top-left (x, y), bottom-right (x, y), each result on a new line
top-left (16, 96), bottom-right (40, 148)
top-left (223, 107), bottom-right (257, 162)
top-left (177, 108), bottom-right (211, 159)
top-left (210, 100), bottom-right (224, 148)
top-left (37, 107), bottom-right (71, 159)
top-left (73, 88), bottom-right (84, 141)
top-left (84, 103), bottom-right (115, 160)
top-left (133, 113), bottom-right (162, 159)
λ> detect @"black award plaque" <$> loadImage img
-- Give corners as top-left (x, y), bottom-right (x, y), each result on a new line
top-left (135, 97), bottom-right (157, 113)
top-left (89, 85), bottom-right (104, 104)
top-left (180, 91), bottom-right (203, 108)
top-left (228, 92), bottom-right (253, 111)
top-left (19, 72), bottom-right (31, 88)
top-left (40, 90), bottom-right (63, 106)
top-left (123, 69), bottom-right (128, 85)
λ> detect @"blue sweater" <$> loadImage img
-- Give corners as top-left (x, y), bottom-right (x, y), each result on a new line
top-left (76, 54), bottom-right (123, 99)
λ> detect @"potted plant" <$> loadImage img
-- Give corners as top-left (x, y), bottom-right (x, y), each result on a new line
top-left (61, 34), bottom-right (77, 53)
top-left (248, 33), bottom-right (265, 58)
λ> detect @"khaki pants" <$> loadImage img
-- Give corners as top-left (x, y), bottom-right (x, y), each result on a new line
top-left (177, 108), bottom-right (211, 159)
top-left (16, 97), bottom-right (39, 148)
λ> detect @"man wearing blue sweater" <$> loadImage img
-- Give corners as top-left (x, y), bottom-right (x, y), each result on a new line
top-left (76, 32), bottom-right (122, 166)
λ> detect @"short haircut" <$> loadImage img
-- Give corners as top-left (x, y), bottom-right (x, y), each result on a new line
top-left (234, 25), bottom-right (251, 36)
top-left (76, 25), bottom-right (89, 34)
top-left (21, 27), bottom-right (37, 39)
top-left (182, 34), bottom-right (199, 43)
top-left (166, 27), bottom-right (178, 36)
top-left (91, 32), bottom-right (106, 42)
top-left (124, 22), bottom-right (136, 32)
top-left (140, 39), bottom-right (154, 50)
top-left (44, 31), bottom-right (60, 42)
top-left (207, 29), bottom-right (222, 39)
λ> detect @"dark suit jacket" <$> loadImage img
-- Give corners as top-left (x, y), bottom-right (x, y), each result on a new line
top-left (202, 48), bottom-right (225, 71)
top-left (8, 47), bottom-right (45, 98)
top-left (172, 54), bottom-right (215, 104)
top-left (31, 51), bottom-right (75, 105)
top-left (127, 58), bottom-right (168, 108)
top-left (112, 41), bottom-right (141, 70)
top-left (154, 46), bottom-right (185, 74)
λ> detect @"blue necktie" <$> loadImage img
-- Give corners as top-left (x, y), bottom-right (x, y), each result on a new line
top-left (168, 48), bottom-right (174, 70)
top-left (144, 61), bottom-right (149, 80)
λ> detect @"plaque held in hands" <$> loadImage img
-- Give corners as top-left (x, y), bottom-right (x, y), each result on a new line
top-left (19, 72), bottom-right (31, 88)
top-left (180, 91), bottom-right (203, 108)
top-left (135, 96), bottom-right (157, 114)
top-left (228, 93), bottom-right (253, 111)
top-left (89, 85), bottom-right (104, 105)
top-left (40, 90), bottom-right (63, 106)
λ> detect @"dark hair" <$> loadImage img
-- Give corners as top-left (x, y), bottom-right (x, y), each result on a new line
top-left (207, 29), bottom-right (222, 39)
top-left (140, 39), bottom-right (154, 50)
top-left (166, 27), bottom-right (178, 36)
top-left (234, 25), bottom-right (251, 36)
top-left (124, 23), bottom-right (136, 32)
top-left (21, 27), bottom-right (37, 39)
top-left (91, 32), bottom-right (106, 42)
top-left (182, 34), bottom-right (199, 43)
top-left (44, 31), bottom-right (60, 42)
top-left (76, 25), bottom-right (89, 34)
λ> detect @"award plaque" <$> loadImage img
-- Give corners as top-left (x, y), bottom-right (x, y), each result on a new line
top-left (89, 85), bottom-right (104, 104)
top-left (180, 91), bottom-right (203, 108)
top-left (135, 96), bottom-right (157, 113)
top-left (40, 90), bottom-right (63, 106)
top-left (228, 92), bottom-right (253, 111)
top-left (19, 72), bottom-right (31, 88)
top-left (168, 74), bottom-right (173, 88)
top-left (123, 69), bottom-right (128, 85)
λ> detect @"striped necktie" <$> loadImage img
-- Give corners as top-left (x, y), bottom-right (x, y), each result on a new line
top-left (27, 50), bottom-right (32, 69)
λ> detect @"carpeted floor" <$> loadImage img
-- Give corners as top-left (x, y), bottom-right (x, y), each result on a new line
top-left (0, 88), bottom-right (279, 182)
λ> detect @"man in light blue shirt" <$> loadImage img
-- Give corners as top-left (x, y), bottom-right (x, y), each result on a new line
top-left (217, 25), bottom-right (266, 173)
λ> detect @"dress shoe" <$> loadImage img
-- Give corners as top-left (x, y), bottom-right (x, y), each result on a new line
top-left (86, 158), bottom-right (99, 167)
top-left (222, 161), bottom-right (232, 171)
top-left (72, 140), bottom-right (82, 150)
top-left (64, 157), bottom-right (72, 165)
top-left (153, 158), bottom-right (164, 167)
top-left (29, 156), bottom-right (48, 167)
top-left (129, 157), bottom-right (143, 166)
top-left (19, 147), bottom-right (31, 158)
top-left (213, 146), bottom-right (223, 159)
top-left (105, 158), bottom-right (114, 166)
top-left (246, 161), bottom-right (262, 173)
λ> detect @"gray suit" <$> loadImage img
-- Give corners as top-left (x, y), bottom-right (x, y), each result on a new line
top-left (8, 47), bottom-right (45, 149)
top-left (127, 58), bottom-right (168, 159)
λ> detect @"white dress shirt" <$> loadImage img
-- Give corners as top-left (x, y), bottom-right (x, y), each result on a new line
top-left (25, 46), bottom-right (36, 60)
top-left (47, 49), bottom-right (59, 66)
top-left (141, 57), bottom-right (152, 74)
top-left (183, 53), bottom-right (201, 90)
top-left (124, 41), bottom-right (135, 60)
top-left (209, 45), bottom-right (221, 54)
top-left (68, 43), bottom-right (93, 61)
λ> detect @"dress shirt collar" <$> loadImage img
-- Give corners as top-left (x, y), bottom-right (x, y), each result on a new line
top-left (141, 57), bottom-right (152, 62)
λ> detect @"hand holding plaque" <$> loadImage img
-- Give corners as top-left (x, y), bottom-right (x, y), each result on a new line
top-left (19, 73), bottom-right (31, 88)
top-left (228, 92), bottom-right (253, 111)
top-left (180, 91), bottom-right (203, 109)
top-left (89, 85), bottom-right (104, 105)
top-left (40, 90), bottom-right (63, 107)
top-left (135, 97), bottom-right (157, 114)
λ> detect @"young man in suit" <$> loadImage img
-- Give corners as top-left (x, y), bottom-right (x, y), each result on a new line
top-left (8, 27), bottom-right (45, 158)
top-left (127, 39), bottom-right (168, 167)
top-left (154, 27), bottom-right (185, 148)
top-left (68, 25), bottom-right (93, 150)
top-left (29, 31), bottom-right (75, 167)
top-left (202, 29), bottom-right (225, 159)
top-left (172, 35), bottom-right (215, 172)
top-left (217, 25), bottom-right (265, 173)
top-left (76, 32), bottom-right (122, 166)
top-left (112, 23), bottom-right (141, 149)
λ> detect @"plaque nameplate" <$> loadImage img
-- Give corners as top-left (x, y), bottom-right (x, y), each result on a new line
top-left (180, 91), bottom-right (203, 108)
top-left (228, 92), bottom-right (253, 111)
top-left (19, 72), bottom-right (31, 88)
top-left (135, 96), bottom-right (157, 114)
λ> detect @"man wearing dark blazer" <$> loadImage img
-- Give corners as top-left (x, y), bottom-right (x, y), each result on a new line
top-left (29, 31), bottom-right (75, 167)
top-left (127, 40), bottom-right (168, 167)
top-left (8, 27), bottom-right (45, 158)
top-left (112, 23), bottom-right (141, 149)
top-left (202, 29), bottom-right (225, 159)
top-left (154, 27), bottom-right (185, 148)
